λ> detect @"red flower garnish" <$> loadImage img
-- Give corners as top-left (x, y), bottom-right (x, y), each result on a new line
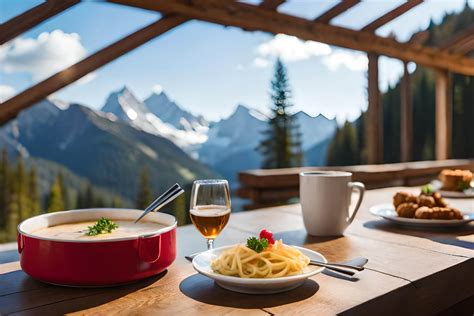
top-left (259, 229), bottom-right (275, 244)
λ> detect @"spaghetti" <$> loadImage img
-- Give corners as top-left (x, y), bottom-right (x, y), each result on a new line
top-left (211, 240), bottom-right (310, 278)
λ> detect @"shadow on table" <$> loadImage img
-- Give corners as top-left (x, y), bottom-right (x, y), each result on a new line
top-left (0, 249), bottom-right (19, 264)
top-left (363, 220), bottom-right (474, 250)
top-left (0, 269), bottom-right (166, 315)
top-left (179, 273), bottom-right (319, 308)
top-left (274, 230), bottom-right (361, 282)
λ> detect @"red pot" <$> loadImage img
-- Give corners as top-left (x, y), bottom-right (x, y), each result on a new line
top-left (17, 209), bottom-right (177, 286)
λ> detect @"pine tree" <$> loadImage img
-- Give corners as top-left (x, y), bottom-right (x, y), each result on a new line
top-left (15, 157), bottom-right (29, 220)
top-left (327, 121), bottom-right (359, 166)
top-left (112, 196), bottom-right (124, 208)
top-left (47, 175), bottom-right (65, 212)
top-left (76, 188), bottom-right (85, 209)
top-left (258, 59), bottom-right (303, 168)
top-left (85, 183), bottom-right (94, 208)
top-left (136, 167), bottom-right (152, 209)
top-left (28, 165), bottom-right (41, 216)
top-left (0, 149), bottom-right (9, 229)
top-left (57, 172), bottom-right (70, 210)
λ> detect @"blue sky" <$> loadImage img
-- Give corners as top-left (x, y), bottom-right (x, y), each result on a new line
top-left (0, 0), bottom-right (472, 122)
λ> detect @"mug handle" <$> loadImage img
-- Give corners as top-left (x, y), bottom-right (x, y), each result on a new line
top-left (346, 182), bottom-right (365, 223)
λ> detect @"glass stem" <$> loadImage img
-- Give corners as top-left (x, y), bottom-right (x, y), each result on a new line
top-left (207, 239), bottom-right (214, 250)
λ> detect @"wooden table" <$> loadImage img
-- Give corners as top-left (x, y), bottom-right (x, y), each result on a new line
top-left (1, 187), bottom-right (473, 315)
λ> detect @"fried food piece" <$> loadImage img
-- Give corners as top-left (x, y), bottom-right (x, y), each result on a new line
top-left (396, 202), bottom-right (418, 218)
top-left (393, 192), bottom-right (417, 207)
top-left (432, 192), bottom-right (447, 207)
top-left (414, 206), bottom-right (431, 219)
top-left (418, 195), bottom-right (435, 207)
top-left (415, 207), bottom-right (463, 220)
top-left (439, 169), bottom-right (473, 192)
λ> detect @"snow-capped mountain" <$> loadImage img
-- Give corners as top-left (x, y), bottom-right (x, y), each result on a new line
top-left (294, 111), bottom-right (337, 150)
top-left (144, 91), bottom-right (208, 134)
top-left (198, 105), bottom-right (337, 185)
top-left (101, 87), bottom-right (207, 154)
top-left (0, 99), bottom-right (216, 200)
top-left (198, 104), bottom-right (267, 166)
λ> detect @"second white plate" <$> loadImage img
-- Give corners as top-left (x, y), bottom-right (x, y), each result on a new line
top-left (430, 180), bottom-right (474, 198)
top-left (192, 245), bottom-right (326, 294)
top-left (370, 203), bottom-right (474, 228)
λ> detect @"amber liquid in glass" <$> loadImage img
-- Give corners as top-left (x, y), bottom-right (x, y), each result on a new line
top-left (190, 205), bottom-right (230, 239)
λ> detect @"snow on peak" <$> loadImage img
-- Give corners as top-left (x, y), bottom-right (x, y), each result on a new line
top-left (101, 87), bottom-right (208, 153)
top-left (144, 91), bottom-right (209, 134)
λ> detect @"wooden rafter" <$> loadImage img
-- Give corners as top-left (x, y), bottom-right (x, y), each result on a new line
top-left (259, 0), bottom-right (285, 10)
top-left (314, 0), bottom-right (360, 24)
top-left (0, 16), bottom-right (188, 123)
top-left (0, 0), bottom-right (80, 45)
top-left (109, 0), bottom-right (474, 76)
top-left (361, 0), bottom-right (423, 32)
top-left (439, 26), bottom-right (474, 55)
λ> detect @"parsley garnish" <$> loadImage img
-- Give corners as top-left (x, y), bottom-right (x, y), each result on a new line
top-left (86, 217), bottom-right (118, 236)
top-left (421, 184), bottom-right (433, 195)
top-left (246, 237), bottom-right (269, 253)
top-left (457, 181), bottom-right (471, 191)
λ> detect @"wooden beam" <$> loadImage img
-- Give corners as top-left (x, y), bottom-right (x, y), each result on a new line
top-left (0, 16), bottom-right (188, 123)
top-left (314, 0), bottom-right (360, 24)
top-left (439, 26), bottom-right (474, 55)
top-left (435, 69), bottom-right (452, 160)
top-left (400, 62), bottom-right (412, 162)
top-left (109, 0), bottom-right (474, 76)
top-left (259, 0), bottom-right (285, 10)
top-left (367, 53), bottom-right (383, 164)
top-left (0, 0), bottom-right (80, 45)
top-left (361, 1), bottom-right (423, 32)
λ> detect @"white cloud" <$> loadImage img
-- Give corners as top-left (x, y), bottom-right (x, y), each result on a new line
top-left (378, 57), bottom-right (404, 91)
top-left (322, 50), bottom-right (368, 72)
top-left (254, 34), bottom-right (331, 67)
top-left (253, 57), bottom-right (270, 68)
top-left (407, 61), bottom-right (417, 73)
top-left (152, 84), bottom-right (163, 94)
top-left (253, 34), bottom-right (368, 73)
top-left (0, 30), bottom-right (95, 83)
top-left (77, 72), bottom-right (96, 85)
top-left (0, 85), bottom-right (16, 102)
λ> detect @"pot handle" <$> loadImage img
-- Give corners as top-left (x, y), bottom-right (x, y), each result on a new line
top-left (138, 233), bottom-right (161, 263)
top-left (17, 233), bottom-right (24, 254)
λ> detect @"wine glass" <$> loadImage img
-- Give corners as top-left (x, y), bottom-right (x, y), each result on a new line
top-left (189, 179), bottom-right (231, 250)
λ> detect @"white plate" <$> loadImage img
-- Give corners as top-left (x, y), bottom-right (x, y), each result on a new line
top-left (430, 180), bottom-right (474, 198)
top-left (370, 204), bottom-right (474, 228)
top-left (192, 245), bottom-right (326, 294)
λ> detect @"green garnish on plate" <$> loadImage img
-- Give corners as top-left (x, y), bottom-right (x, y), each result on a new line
top-left (421, 184), bottom-right (433, 195)
top-left (246, 236), bottom-right (269, 253)
top-left (86, 217), bottom-right (118, 236)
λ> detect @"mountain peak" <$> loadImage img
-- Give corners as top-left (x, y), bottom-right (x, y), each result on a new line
top-left (148, 90), bottom-right (171, 103)
top-left (117, 85), bottom-right (132, 95)
top-left (144, 91), bottom-right (209, 133)
top-left (235, 104), bottom-right (250, 114)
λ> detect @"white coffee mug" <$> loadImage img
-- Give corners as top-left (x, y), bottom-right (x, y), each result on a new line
top-left (299, 171), bottom-right (365, 236)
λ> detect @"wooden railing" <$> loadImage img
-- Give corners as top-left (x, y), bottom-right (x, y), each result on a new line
top-left (237, 159), bottom-right (474, 210)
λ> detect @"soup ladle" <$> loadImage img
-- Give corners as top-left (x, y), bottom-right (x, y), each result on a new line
top-left (135, 183), bottom-right (184, 223)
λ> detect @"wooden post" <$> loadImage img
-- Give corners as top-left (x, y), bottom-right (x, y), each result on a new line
top-left (367, 53), bottom-right (383, 164)
top-left (435, 69), bottom-right (452, 160)
top-left (400, 62), bottom-right (412, 162)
